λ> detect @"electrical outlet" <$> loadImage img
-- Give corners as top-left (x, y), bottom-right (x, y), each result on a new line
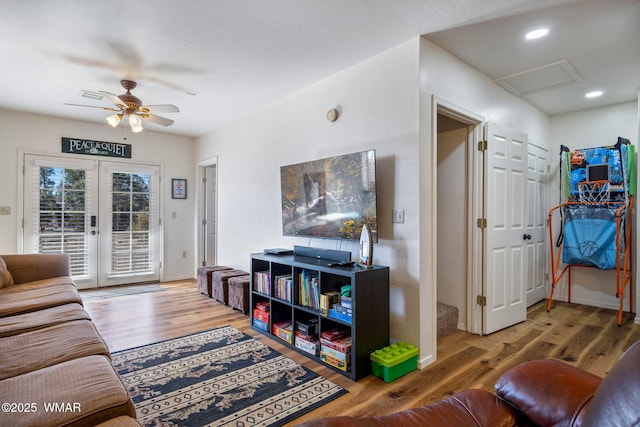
top-left (0, 206), bottom-right (11, 215)
top-left (392, 209), bottom-right (405, 223)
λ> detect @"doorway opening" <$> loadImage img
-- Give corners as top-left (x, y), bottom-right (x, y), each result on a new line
top-left (22, 154), bottom-right (161, 289)
top-left (434, 100), bottom-right (484, 338)
top-left (197, 159), bottom-right (218, 267)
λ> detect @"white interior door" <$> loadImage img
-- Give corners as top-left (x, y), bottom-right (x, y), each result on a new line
top-left (484, 123), bottom-right (528, 334)
top-left (204, 164), bottom-right (217, 266)
top-left (526, 143), bottom-right (550, 306)
top-left (23, 155), bottom-right (160, 289)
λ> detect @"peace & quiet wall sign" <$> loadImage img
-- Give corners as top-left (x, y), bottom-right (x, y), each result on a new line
top-left (61, 137), bottom-right (132, 158)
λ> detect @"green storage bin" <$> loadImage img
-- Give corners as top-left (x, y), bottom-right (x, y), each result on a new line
top-left (370, 342), bottom-right (418, 382)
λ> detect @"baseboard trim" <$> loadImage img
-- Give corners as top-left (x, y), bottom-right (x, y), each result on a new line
top-left (418, 354), bottom-right (434, 370)
top-left (162, 275), bottom-right (195, 282)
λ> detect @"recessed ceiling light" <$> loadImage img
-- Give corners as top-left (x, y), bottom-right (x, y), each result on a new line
top-left (585, 90), bottom-right (603, 98)
top-left (525, 28), bottom-right (549, 40)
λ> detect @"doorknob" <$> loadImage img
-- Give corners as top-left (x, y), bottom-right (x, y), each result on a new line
top-left (523, 233), bottom-right (532, 240)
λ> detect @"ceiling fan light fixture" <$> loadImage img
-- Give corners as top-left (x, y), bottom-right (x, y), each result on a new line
top-left (129, 114), bottom-right (144, 133)
top-left (106, 113), bottom-right (123, 127)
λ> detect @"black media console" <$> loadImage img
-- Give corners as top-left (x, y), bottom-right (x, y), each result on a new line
top-left (249, 252), bottom-right (390, 381)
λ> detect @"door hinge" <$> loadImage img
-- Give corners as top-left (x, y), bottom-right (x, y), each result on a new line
top-left (477, 295), bottom-right (487, 306)
top-left (202, 219), bottom-right (207, 225)
top-left (545, 273), bottom-right (549, 281)
top-left (478, 140), bottom-right (488, 151)
top-left (477, 218), bottom-right (487, 229)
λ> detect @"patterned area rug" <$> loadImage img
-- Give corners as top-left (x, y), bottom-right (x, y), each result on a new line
top-left (112, 326), bottom-right (346, 426)
top-left (80, 284), bottom-right (166, 300)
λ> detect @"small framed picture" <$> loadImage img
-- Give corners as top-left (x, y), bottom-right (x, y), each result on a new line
top-left (172, 179), bottom-right (187, 199)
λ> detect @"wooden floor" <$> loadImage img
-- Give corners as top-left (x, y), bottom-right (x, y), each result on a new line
top-left (82, 280), bottom-right (640, 425)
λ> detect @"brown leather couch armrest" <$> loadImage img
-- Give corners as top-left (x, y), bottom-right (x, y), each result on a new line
top-left (1, 254), bottom-right (71, 284)
top-left (582, 340), bottom-right (640, 427)
top-left (495, 359), bottom-right (601, 427)
top-left (297, 389), bottom-right (519, 427)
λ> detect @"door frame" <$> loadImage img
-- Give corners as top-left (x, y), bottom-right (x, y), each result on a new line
top-left (17, 150), bottom-right (165, 287)
top-left (433, 97), bottom-right (484, 336)
top-left (196, 156), bottom-right (218, 269)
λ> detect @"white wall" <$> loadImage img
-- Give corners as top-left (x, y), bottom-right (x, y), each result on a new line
top-left (418, 37), bottom-right (551, 366)
top-left (549, 101), bottom-right (638, 315)
top-left (437, 127), bottom-right (468, 330)
top-left (196, 38), bottom-right (423, 347)
top-left (0, 109), bottom-right (196, 281)
top-left (197, 36), bottom-right (557, 369)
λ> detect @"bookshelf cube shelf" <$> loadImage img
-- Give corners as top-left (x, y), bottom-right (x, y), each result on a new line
top-left (250, 252), bottom-right (390, 381)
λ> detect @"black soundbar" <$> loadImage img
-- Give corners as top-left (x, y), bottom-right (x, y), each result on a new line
top-left (293, 245), bottom-right (351, 262)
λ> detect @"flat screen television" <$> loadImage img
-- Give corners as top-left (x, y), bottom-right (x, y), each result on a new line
top-left (280, 149), bottom-right (378, 241)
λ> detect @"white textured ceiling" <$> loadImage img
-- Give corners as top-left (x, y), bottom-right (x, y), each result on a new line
top-left (0, 0), bottom-right (633, 138)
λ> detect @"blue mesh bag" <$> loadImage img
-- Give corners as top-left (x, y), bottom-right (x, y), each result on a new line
top-left (562, 204), bottom-right (620, 270)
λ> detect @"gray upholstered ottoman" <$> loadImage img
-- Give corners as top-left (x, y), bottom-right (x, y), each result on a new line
top-left (228, 274), bottom-right (250, 314)
top-left (197, 266), bottom-right (232, 297)
top-left (211, 269), bottom-right (248, 305)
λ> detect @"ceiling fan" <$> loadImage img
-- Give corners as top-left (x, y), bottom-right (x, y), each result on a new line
top-left (65, 79), bottom-right (179, 133)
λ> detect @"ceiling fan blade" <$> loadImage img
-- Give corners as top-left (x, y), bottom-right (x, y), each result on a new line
top-left (141, 113), bottom-right (174, 127)
top-left (141, 104), bottom-right (180, 114)
top-left (98, 90), bottom-right (127, 108)
top-left (64, 103), bottom-right (120, 112)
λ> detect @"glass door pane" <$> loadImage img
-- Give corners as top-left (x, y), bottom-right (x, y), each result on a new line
top-left (99, 162), bottom-right (160, 286)
top-left (23, 155), bottom-right (98, 288)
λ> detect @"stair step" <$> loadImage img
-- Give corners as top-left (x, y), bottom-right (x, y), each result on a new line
top-left (437, 302), bottom-right (458, 338)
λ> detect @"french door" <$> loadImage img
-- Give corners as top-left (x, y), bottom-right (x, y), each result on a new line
top-left (23, 155), bottom-right (160, 289)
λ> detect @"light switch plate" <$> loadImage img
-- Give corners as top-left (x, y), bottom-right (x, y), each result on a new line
top-left (0, 206), bottom-right (11, 215)
top-left (392, 209), bottom-right (404, 223)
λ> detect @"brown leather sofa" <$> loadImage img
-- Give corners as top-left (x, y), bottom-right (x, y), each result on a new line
top-left (0, 253), bottom-right (139, 426)
top-left (298, 339), bottom-right (640, 427)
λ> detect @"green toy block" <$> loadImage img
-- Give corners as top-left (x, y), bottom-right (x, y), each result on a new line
top-left (370, 342), bottom-right (418, 382)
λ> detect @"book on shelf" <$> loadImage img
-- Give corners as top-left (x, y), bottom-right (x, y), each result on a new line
top-left (254, 271), bottom-right (271, 295)
top-left (298, 270), bottom-right (320, 310)
top-left (274, 274), bottom-right (293, 302)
